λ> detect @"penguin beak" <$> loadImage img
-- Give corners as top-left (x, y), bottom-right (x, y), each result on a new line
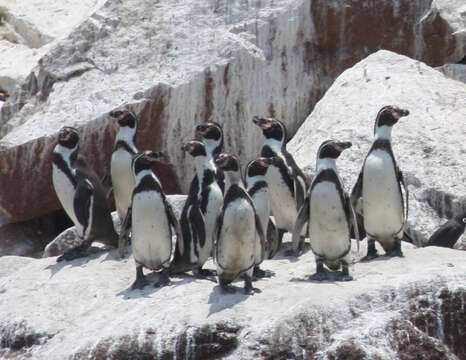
top-left (393, 108), bottom-right (409, 120)
top-left (109, 110), bottom-right (123, 118)
top-left (259, 157), bottom-right (273, 167)
top-left (181, 143), bottom-right (191, 152)
top-left (147, 151), bottom-right (164, 161)
top-left (336, 141), bottom-right (352, 151)
top-left (252, 116), bottom-right (268, 128)
top-left (214, 154), bottom-right (227, 167)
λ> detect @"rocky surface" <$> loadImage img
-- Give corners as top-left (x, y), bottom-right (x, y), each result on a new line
top-left (0, 0), bottom-right (465, 223)
top-left (0, 238), bottom-right (465, 359)
top-left (288, 50), bottom-right (466, 249)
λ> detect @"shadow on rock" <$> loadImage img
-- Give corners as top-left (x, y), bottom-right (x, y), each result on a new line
top-left (207, 284), bottom-right (251, 317)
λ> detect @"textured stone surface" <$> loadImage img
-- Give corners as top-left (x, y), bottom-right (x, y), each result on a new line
top-left (0, 0), bottom-right (465, 223)
top-left (288, 50), bottom-right (466, 248)
top-left (0, 239), bottom-right (464, 359)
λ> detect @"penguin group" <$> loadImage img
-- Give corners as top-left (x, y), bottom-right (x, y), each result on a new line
top-left (53, 104), bottom-right (455, 294)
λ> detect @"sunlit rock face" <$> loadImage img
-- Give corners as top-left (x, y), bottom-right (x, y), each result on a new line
top-left (289, 50), bottom-right (466, 248)
top-left (0, 0), bottom-right (465, 223)
top-left (0, 239), bottom-right (465, 359)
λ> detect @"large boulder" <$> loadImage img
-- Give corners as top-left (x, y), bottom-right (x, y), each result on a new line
top-left (288, 50), bottom-right (466, 248)
top-left (0, 0), bottom-right (465, 223)
top-left (0, 238), bottom-right (465, 359)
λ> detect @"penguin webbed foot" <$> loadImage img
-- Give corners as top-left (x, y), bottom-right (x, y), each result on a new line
top-left (360, 239), bottom-right (379, 262)
top-left (131, 266), bottom-right (149, 290)
top-left (336, 264), bottom-right (353, 282)
top-left (284, 237), bottom-right (305, 257)
top-left (308, 271), bottom-right (329, 281)
top-left (384, 241), bottom-right (403, 258)
top-left (154, 270), bottom-right (170, 288)
top-left (360, 252), bottom-right (379, 262)
top-left (218, 276), bottom-right (236, 294)
top-left (243, 276), bottom-right (261, 295)
top-left (252, 266), bottom-right (274, 280)
top-left (57, 242), bottom-right (91, 262)
top-left (194, 267), bottom-right (217, 278)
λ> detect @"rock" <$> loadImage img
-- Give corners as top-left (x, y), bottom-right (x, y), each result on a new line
top-left (0, 237), bottom-right (464, 359)
top-left (43, 195), bottom-right (187, 257)
top-left (0, 0), bottom-right (465, 223)
top-left (437, 64), bottom-right (466, 83)
top-left (288, 50), bottom-right (466, 248)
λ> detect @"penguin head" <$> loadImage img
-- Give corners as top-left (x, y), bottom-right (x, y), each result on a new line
top-left (374, 106), bottom-right (409, 134)
top-left (252, 116), bottom-right (287, 143)
top-left (215, 153), bottom-right (239, 172)
top-left (195, 122), bottom-right (223, 155)
top-left (132, 151), bottom-right (165, 173)
top-left (246, 157), bottom-right (271, 178)
top-left (109, 109), bottom-right (137, 128)
top-left (57, 126), bottom-right (79, 149)
top-left (317, 140), bottom-right (352, 160)
top-left (181, 140), bottom-right (207, 157)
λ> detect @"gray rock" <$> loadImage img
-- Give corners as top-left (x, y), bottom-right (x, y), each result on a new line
top-left (288, 50), bottom-right (466, 248)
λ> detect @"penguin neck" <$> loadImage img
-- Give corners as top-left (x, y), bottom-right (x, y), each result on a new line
top-left (116, 126), bottom-right (137, 151)
top-left (55, 144), bottom-right (78, 166)
top-left (224, 171), bottom-right (243, 191)
top-left (264, 138), bottom-right (284, 156)
top-left (194, 155), bottom-right (216, 179)
top-left (316, 158), bottom-right (338, 173)
top-left (374, 125), bottom-right (393, 142)
top-left (134, 168), bottom-right (156, 184)
top-left (203, 139), bottom-right (220, 160)
top-left (245, 175), bottom-right (265, 190)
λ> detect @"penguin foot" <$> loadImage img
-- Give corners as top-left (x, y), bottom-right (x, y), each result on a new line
top-left (253, 266), bottom-right (274, 279)
top-left (360, 252), bottom-right (379, 262)
top-left (244, 277), bottom-right (261, 295)
top-left (309, 271), bottom-right (329, 281)
top-left (336, 273), bottom-right (353, 282)
top-left (384, 247), bottom-right (403, 258)
top-left (131, 277), bottom-right (149, 290)
top-left (57, 242), bottom-right (91, 262)
top-left (220, 284), bottom-right (236, 294)
top-left (194, 268), bottom-right (217, 278)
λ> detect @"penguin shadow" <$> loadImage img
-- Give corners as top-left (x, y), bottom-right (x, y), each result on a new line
top-left (116, 272), bottom-right (174, 300)
top-left (290, 268), bottom-right (352, 284)
top-left (44, 246), bottom-right (110, 278)
top-left (207, 284), bottom-right (254, 317)
top-left (272, 242), bottom-right (312, 262)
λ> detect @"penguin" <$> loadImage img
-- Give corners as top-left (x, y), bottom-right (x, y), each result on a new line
top-left (214, 153), bottom-right (265, 294)
top-left (107, 109), bottom-right (139, 224)
top-left (245, 157), bottom-right (279, 276)
top-left (169, 140), bottom-right (223, 277)
top-left (194, 121), bottom-right (225, 192)
top-left (426, 213), bottom-right (466, 248)
top-left (252, 116), bottom-right (309, 250)
top-left (120, 151), bottom-right (180, 290)
top-left (292, 140), bottom-right (358, 281)
top-left (350, 105), bottom-right (410, 260)
top-left (52, 127), bottom-right (118, 261)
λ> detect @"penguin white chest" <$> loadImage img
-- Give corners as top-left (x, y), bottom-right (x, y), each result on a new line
top-left (131, 191), bottom-right (172, 269)
top-left (217, 199), bottom-right (256, 275)
top-left (111, 149), bottom-right (135, 221)
top-left (52, 165), bottom-right (81, 230)
top-left (266, 167), bottom-right (297, 230)
top-left (309, 181), bottom-right (350, 260)
top-left (363, 149), bottom-right (403, 238)
top-left (250, 187), bottom-right (269, 233)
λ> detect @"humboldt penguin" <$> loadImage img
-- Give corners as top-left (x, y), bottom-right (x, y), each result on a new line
top-left (214, 153), bottom-right (265, 294)
top-left (194, 121), bottom-right (225, 192)
top-left (52, 127), bottom-right (118, 261)
top-left (426, 213), bottom-right (466, 248)
top-left (292, 140), bottom-right (358, 280)
top-left (252, 116), bottom-right (309, 250)
top-left (245, 157), bottom-right (279, 276)
top-left (169, 140), bottom-right (223, 277)
top-left (351, 105), bottom-right (410, 260)
top-left (108, 109), bottom-right (139, 224)
top-left (120, 151), bottom-right (180, 289)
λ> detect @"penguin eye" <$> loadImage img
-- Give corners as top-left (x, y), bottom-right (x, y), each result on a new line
top-left (462, 218), bottom-right (466, 224)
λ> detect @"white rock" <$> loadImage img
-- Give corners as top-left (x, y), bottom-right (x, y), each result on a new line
top-left (289, 50), bottom-right (466, 248)
top-left (0, 237), bottom-right (464, 359)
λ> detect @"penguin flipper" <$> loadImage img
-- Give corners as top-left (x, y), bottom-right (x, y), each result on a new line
top-left (293, 172), bottom-right (306, 212)
top-left (291, 196), bottom-right (310, 256)
top-left (266, 218), bottom-right (279, 259)
top-left (254, 212), bottom-right (266, 264)
top-left (397, 167), bottom-right (409, 223)
top-left (213, 214), bottom-right (223, 263)
top-left (119, 206), bottom-right (132, 258)
top-left (165, 198), bottom-right (182, 244)
top-left (345, 192), bottom-right (360, 254)
top-left (73, 176), bottom-right (93, 237)
top-left (190, 202), bottom-right (206, 251)
top-left (350, 170), bottom-right (366, 239)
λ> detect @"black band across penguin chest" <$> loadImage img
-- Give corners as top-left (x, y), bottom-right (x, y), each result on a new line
top-left (53, 152), bottom-right (77, 187)
top-left (311, 169), bottom-right (348, 219)
top-left (134, 175), bottom-right (163, 194)
top-left (248, 181), bottom-right (267, 198)
top-left (114, 140), bottom-right (137, 154)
